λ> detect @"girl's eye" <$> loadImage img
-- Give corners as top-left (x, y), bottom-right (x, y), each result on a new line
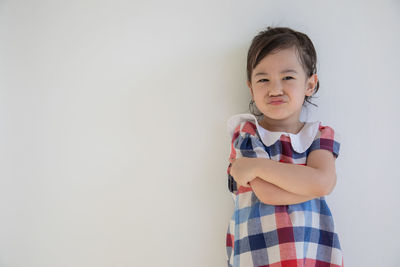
top-left (258, 77), bottom-right (294, 83)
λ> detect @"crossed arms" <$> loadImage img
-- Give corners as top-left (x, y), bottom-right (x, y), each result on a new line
top-left (231, 149), bottom-right (337, 205)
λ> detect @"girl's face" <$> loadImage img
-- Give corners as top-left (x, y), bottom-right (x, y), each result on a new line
top-left (247, 46), bottom-right (317, 126)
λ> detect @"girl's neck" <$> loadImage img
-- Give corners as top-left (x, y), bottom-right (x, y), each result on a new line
top-left (258, 116), bottom-right (305, 134)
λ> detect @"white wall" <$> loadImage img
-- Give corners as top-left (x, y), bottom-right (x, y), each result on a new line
top-left (1, 0), bottom-right (399, 266)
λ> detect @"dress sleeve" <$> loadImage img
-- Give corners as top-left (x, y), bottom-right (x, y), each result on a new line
top-left (227, 127), bottom-right (270, 195)
top-left (307, 125), bottom-right (341, 159)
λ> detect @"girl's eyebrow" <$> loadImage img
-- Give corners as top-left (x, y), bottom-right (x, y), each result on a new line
top-left (254, 69), bottom-right (298, 76)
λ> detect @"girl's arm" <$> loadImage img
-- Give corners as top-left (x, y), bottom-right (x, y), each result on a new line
top-left (252, 149), bottom-right (337, 197)
top-left (249, 178), bottom-right (317, 205)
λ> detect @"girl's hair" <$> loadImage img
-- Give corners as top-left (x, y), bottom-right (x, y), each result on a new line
top-left (247, 26), bottom-right (319, 118)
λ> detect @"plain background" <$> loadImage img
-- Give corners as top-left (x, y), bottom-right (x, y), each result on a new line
top-left (1, 0), bottom-right (400, 266)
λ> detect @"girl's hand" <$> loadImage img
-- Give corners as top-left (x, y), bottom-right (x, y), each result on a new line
top-left (230, 157), bottom-right (258, 188)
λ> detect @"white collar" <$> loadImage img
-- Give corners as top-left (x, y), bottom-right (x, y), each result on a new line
top-left (227, 113), bottom-right (321, 153)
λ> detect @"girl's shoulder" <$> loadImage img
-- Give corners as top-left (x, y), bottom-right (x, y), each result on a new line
top-left (308, 122), bottom-right (341, 158)
top-left (315, 123), bottom-right (341, 143)
top-left (227, 113), bottom-right (259, 139)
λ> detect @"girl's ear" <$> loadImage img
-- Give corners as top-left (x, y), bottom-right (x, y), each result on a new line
top-left (305, 74), bottom-right (318, 96)
top-left (247, 81), bottom-right (254, 98)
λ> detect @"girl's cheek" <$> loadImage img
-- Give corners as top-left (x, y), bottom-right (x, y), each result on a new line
top-left (254, 84), bottom-right (267, 90)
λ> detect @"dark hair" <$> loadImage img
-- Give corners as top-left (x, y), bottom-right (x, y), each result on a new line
top-left (247, 26), bottom-right (319, 117)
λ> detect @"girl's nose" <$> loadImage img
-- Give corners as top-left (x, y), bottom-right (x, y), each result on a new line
top-left (268, 81), bottom-right (283, 96)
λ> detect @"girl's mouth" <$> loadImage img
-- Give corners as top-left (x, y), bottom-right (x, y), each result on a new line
top-left (269, 101), bottom-right (284, 105)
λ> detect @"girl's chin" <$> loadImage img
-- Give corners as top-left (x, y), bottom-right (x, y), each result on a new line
top-left (259, 110), bottom-right (287, 119)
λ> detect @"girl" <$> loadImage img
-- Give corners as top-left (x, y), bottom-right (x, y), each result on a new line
top-left (226, 26), bottom-right (343, 267)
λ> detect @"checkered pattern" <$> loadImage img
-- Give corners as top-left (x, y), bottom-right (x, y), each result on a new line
top-left (226, 120), bottom-right (343, 267)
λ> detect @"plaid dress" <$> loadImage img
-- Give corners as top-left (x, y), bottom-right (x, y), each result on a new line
top-left (226, 113), bottom-right (343, 267)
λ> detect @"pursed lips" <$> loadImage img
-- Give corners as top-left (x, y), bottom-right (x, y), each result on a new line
top-left (268, 98), bottom-right (285, 104)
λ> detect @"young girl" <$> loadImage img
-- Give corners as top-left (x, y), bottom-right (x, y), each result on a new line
top-left (226, 26), bottom-right (343, 267)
